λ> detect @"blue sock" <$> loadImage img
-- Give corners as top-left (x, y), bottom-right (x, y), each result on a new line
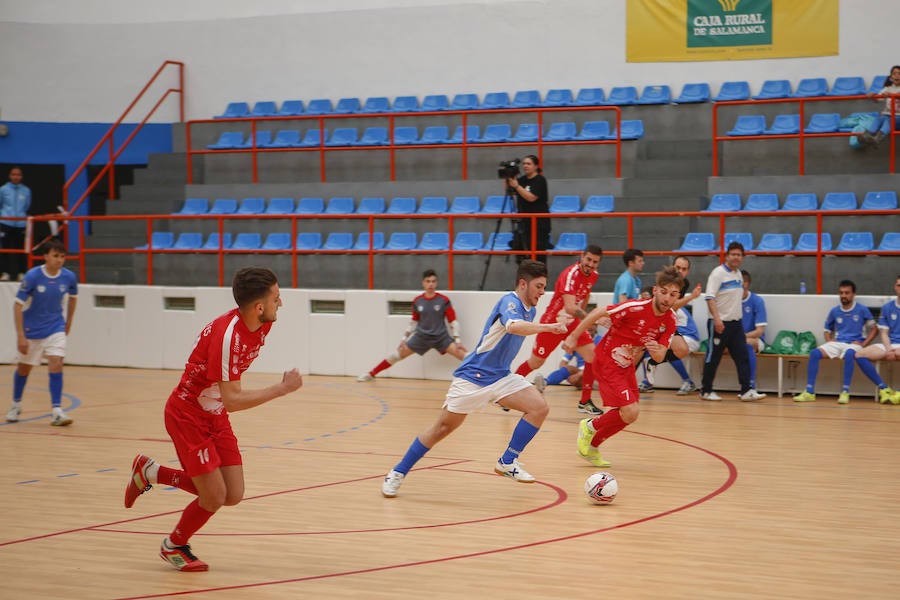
top-left (13, 372), bottom-right (28, 402)
top-left (500, 418), bottom-right (540, 464)
top-left (746, 345), bottom-right (757, 388)
top-left (49, 372), bottom-right (63, 408)
top-left (806, 349), bottom-right (822, 393)
top-left (394, 437), bottom-right (430, 475)
top-left (546, 367), bottom-right (571, 386)
top-left (841, 349), bottom-right (856, 392)
top-left (670, 359), bottom-right (691, 382)
top-left (855, 356), bottom-right (886, 388)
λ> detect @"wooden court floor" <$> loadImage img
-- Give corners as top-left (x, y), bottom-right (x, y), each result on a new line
top-left (1, 365), bottom-right (899, 599)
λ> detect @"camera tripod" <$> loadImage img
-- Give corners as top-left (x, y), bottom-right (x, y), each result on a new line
top-left (478, 190), bottom-right (518, 291)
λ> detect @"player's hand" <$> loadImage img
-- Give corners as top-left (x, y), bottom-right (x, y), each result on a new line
top-left (17, 336), bottom-right (28, 355)
top-left (281, 369), bottom-right (303, 393)
top-left (645, 340), bottom-right (663, 353)
top-left (690, 283), bottom-right (702, 299)
top-left (598, 316), bottom-right (612, 329)
top-left (562, 334), bottom-right (577, 352)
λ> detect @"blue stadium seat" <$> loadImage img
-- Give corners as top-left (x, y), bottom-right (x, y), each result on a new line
top-left (612, 120), bottom-right (645, 140)
top-left (419, 125), bottom-right (450, 144)
top-left (418, 196), bottom-right (448, 214)
top-left (207, 132), bottom-right (244, 149)
top-left (323, 233), bottom-right (354, 250)
top-left (356, 197), bottom-right (386, 214)
top-left (704, 194), bottom-right (742, 212)
top-left (793, 78), bottom-right (829, 98)
top-left (334, 97), bottom-right (362, 114)
top-left (574, 88), bottom-right (605, 106)
top-left (636, 85), bottom-right (671, 105)
top-left (237, 131), bottom-right (272, 149)
top-left (482, 232), bottom-right (513, 251)
top-left (542, 89), bottom-right (574, 107)
top-left (804, 113), bottom-right (840, 133)
top-left (276, 100), bottom-right (305, 116)
top-left (174, 198), bottom-right (209, 215)
top-left (420, 94), bottom-right (450, 112)
top-left (325, 128), bottom-right (358, 146)
top-left (325, 197), bottom-right (355, 214)
top-left (296, 232), bottom-right (323, 250)
top-left (453, 232), bottom-right (484, 251)
top-left (392, 126), bottom-right (418, 145)
top-left (449, 196), bottom-right (481, 214)
top-left (262, 130), bottom-right (302, 148)
top-left (392, 96), bottom-right (420, 112)
top-left (583, 195), bottom-right (614, 213)
top-left (573, 121), bottom-right (610, 141)
top-left (353, 232), bottom-right (386, 250)
top-left (836, 232), bottom-right (874, 251)
top-left (202, 233), bottom-right (232, 250)
top-left (305, 99), bottom-right (335, 115)
top-left (298, 129), bottom-right (327, 148)
top-left (386, 197), bottom-right (417, 214)
top-left (551, 232), bottom-right (588, 252)
top-left (265, 197), bottom-right (294, 214)
top-left (877, 232), bottom-right (900, 251)
top-left (839, 112), bottom-right (880, 132)
top-left (481, 195), bottom-right (515, 213)
top-left (743, 193), bottom-right (779, 211)
top-left (510, 123), bottom-right (540, 142)
top-left (727, 115), bottom-right (766, 136)
top-left (603, 86), bottom-right (639, 105)
top-left (764, 114), bottom-right (800, 135)
top-left (794, 232), bottom-right (833, 251)
top-left (480, 92), bottom-right (511, 110)
top-left (262, 233), bottom-right (292, 250)
top-left (869, 75), bottom-right (889, 94)
top-left (295, 197), bottom-right (325, 214)
top-left (417, 232), bottom-right (450, 250)
top-left (386, 232), bottom-right (417, 250)
top-left (134, 231), bottom-right (175, 250)
top-left (231, 233), bottom-right (262, 250)
top-left (448, 125), bottom-right (481, 144)
top-left (828, 76), bottom-right (866, 96)
top-left (713, 81), bottom-right (751, 101)
top-left (209, 198), bottom-right (238, 214)
top-left (173, 232), bottom-right (203, 250)
top-left (357, 127), bottom-right (389, 146)
top-left (237, 197), bottom-right (266, 215)
top-left (782, 193), bottom-right (818, 211)
top-left (362, 97), bottom-right (391, 113)
top-left (512, 90), bottom-right (541, 108)
top-left (756, 233), bottom-right (793, 252)
top-left (474, 124), bottom-right (512, 143)
top-left (677, 233), bottom-right (717, 252)
top-left (543, 122), bottom-right (577, 141)
top-left (450, 93), bottom-right (479, 111)
top-left (549, 195), bottom-right (581, 213)
top-left (861, 191), bottom-right (898, 210)
top-left (820, 192), bottom-right (857, 211)
top-left (673, 82), bottom-right (710, 104)
top-left (724, 232), bottom-right (754, 251)
top-left (214, 102), bottom-right (250, 119)
top-left (249, 101), bottom-right (278, 117)
top-left (753, 80), bottom-right (792, 100)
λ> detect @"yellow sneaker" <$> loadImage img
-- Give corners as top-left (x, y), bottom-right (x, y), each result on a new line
top-left (891, 390), bottom-right (900, 406)
top-left (581, 446), bottom-right (612, 468)
top-left (837, 392), bottom-right (850, 405)
top-left (879, 387), bottom-right (896, 404)
top-left (793, 391), bottom-right (816, 402)
top-left (577, 418), bottom-right (594, 457)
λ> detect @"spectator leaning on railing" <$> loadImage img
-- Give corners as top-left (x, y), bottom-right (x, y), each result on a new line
top-left (0, 166), bottom-right (31, 281)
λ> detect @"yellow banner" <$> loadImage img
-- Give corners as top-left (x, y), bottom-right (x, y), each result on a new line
top-left (626, 0), bottom-right (838, 62)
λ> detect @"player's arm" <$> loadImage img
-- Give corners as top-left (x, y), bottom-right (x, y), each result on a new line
top-left (13, 301), bottom-right (27, 354)
top-left (823, 329), bottom-right (834, 343)
top-left (562, 293), bottom-right (588, 321)
top-left (506, 319), bottom-right (567, 337)
top-left (219, 369), bottom-right (303, 413)
top-left (673, 283), bottom-right (702, 310)
top-left (644, 339), bottom-right (669, 363)
top-left (745, 323), bottom-right (765, 342)
top-left (563, 305), bottom-right (609, 351)
top-left (65, 295), bottom-right (77, 335)
top-left (862, 319), bottom-right (878, 346)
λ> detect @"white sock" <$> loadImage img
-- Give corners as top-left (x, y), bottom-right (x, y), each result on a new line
top-left (52, 407), bottom-right (63, 416)
top-left (146, 461), bottom-right (160, 483)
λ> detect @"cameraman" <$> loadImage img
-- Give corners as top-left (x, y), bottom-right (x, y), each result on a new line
top-left (505, 154), bottom-right (551, 264)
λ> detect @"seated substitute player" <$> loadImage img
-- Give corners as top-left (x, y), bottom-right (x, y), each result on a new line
top-left (381, 261), bottom-right (569, 498)
top-left (513, 245), bottom-right (604, 414)
top-left (741, 270), bottom-right (767, 391)
top-left (123, 267), bottom-right (303, 572)
top-left (853, 275), bottom-right (900, 404)
top-left (639, 304), bottom-right (701, 395)
top-left (358, 269), bottom-right (467, 381)
top-left (6, 239), bottom-right (78, 426)
top-left (564, 266), bottom-right (683, 468)
top-left (793, 279), bottom-right (876, 405)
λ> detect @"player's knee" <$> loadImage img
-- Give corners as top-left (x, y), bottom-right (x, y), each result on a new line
top-left (386, 352), bottom-right (401, 365)
top-left (223, 492), bottom-right (243, 507)
top-left (619, 403), bottom-right (640, 424)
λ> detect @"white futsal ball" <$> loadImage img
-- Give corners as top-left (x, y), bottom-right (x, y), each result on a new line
top-left (584, 471), bottom-right (618, 504)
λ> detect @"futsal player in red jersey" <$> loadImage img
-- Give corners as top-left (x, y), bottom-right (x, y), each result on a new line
top-left (514, 245), bottom-right (603, 414)
top-left (123, 267), bottom-right (303, 572)
top-left (564, 266), bottom-right (683, 468)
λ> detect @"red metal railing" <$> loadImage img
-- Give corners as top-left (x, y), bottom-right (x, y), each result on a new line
top-left (185, 105), bottom-right (624, 183)
top-left (712, 94), bottom-right (897, 176)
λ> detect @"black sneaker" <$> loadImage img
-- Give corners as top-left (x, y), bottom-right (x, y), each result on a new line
top-left (577, 400), bottom-right (603, 415)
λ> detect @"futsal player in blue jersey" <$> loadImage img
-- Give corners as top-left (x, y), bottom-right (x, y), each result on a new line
top-left (853, 275), bottom-right (900, 404)
top-left (6, 239), bottom-right (78, 425)
top-left (381, 260), bottom-right (569, 497)
top-left (741, 271), bottom-right (768, 390)
top-left (793, 280), bottom-right (876, 405)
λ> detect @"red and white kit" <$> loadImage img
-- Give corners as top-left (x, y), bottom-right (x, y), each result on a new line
top-left (531, 261), bottom-right (599, 357)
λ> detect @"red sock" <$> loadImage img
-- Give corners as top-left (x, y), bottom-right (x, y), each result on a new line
top-left (170, 498), bottom-right (216, 546)
top-left (370, 360), bottom-right (392, 376)
top-left (515, 361), bottom-right (532, 377)
top-left (590, 408), bottom-right (628, 447)
top-left (580, 363), bottom-right (594, 403)
top-left (157, 465), bottom-right (198, 495)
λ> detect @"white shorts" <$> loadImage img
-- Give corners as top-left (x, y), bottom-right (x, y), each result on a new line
top-left (865, 342), bottom-right (900, 353)
top-left (818, 341), bottom-right (863, 360)
top-left (748, 338), bottom-right (765, 353)
top-left (16, 332), bottom-right (67, 365)
top-left (683, 336), bottom-right (701, 353)
top-left (443, 374), bottom-right (533, 414)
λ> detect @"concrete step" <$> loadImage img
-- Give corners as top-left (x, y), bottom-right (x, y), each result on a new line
top-left (622, 178), bottom-right (709, 199)
top-left (632, 158), bottom-right (712, 179)
top-left (638, 139), bottom-right (713, 160)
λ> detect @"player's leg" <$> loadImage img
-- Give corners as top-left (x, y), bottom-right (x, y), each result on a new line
top-left (701, 320), bottom-right (727, 399)
top-left (577, 361), bottom-right (637, 467)
top-left (837, 345), bottom-right (862, 404)
top-left (360, 341), bottom-right (416, 381)
top-left (444, 341), bottom-right (468, 360)
top-left (515, 332), bottom-right (556, 376)
top-left (160, 468), bottom-right (225, 572)
top-left (495, 380), bottom-right (549, 482)
top-left (7, 336), bottom-right (40, 423)
top-left (574, 341), bottom-right (600, 413)
top-left (794, 345), bottom-right (828, 401)
top-left (854, 344), bottom-right (896, 403)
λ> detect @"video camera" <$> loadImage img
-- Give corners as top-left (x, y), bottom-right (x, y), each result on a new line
top-left (497, 158), bottom-right (521, 179)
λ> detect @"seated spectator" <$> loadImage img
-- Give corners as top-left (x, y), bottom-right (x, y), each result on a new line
top-left (853, 275), bottom-right (900, 404)
top-left (741, 270), bottom-right (768, 390)
top-left (859, 66), bottom-right (900, 147)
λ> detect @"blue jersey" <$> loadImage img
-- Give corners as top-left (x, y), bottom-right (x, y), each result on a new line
top-left (613, 270), bottom-right (641, 301)
top-left (454, 291), bottom-right (536, 385)
top-left (824, 302), bottom-right (874, 344)
top-left (15, 266), bottom-right (78, 339)
top-left (878, 300), bottom-right (900, 344)
top-left (742, 292), bottom-right (768, 344)
top-left (676, 307), bottom-right (700, 341)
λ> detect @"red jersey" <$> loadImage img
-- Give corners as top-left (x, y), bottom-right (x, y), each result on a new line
top-left (540, 262), bottom-right (598, 324)
top-left (169, 309), bottom-right (273, 414)
top-left (598, 298), bottom-right (676, 368)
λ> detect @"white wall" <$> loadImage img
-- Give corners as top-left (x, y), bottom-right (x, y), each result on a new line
top-left (0, 1), bottom-right (896, 122)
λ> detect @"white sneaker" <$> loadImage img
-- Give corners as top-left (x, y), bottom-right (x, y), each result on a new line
top-left (700, 391), bottom-right (722, 402)
top-left (645, 362), bottom-right (656, 385)
top-left (381, 470), bottom-right (405, 497)
top-left (532, 373), bottom-right (546, 395)
top-left (739, 389), bottom-right (766, 402)
top-left (494, 459), bottom-right (535, 483)
top-left (50, 410), bottom-right (73, 426)
top-left (6, 403), bottom-right (21, 422)
top-left (357, 373), bottom-right (374, 382)
top-left (677, 381), bottom-right (698, 395)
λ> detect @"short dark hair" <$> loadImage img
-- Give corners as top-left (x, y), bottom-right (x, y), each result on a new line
top-left (726, 241), bottom-right (745, 254)
top-left (673, 255), bottom-right (691, 267)
top-left (40, 239), bottom-right (66, 255)
top-left (232, 267), bottom-right (278, 307)
top-left (655, 265), bottom-right (684, 289)
top-left (742, 270), bottom-right (752, 283)
top-left (516, 259), bottom-right (547, 284)
top-left (623, 248), bottom-right (643, 266)
top-left (585, 244), bottom-right (603, 257)
top-left (422, 269), bottom-right (437, 279)
top-left (839, 279), bottom-right (856, 293)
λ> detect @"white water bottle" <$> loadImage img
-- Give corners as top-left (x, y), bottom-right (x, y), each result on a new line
top-left (799, 280), bottom-right (807, 294)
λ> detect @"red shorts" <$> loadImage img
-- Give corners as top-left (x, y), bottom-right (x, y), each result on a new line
top-left (164, 396), bottom-right (242, 478)
top-left (531, 320), bottom-right (593, 359)
top-left (593, 356), bottom-right (640, 408)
